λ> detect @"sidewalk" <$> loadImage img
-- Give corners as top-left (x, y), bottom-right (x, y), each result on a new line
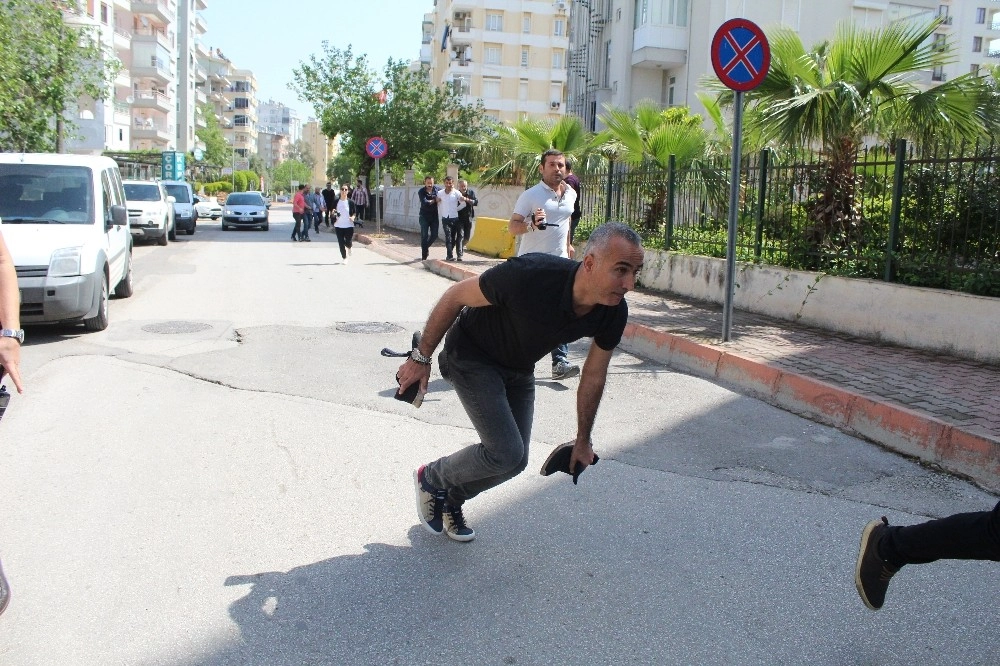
top-left (357, 227), bottom-right (1000, 493)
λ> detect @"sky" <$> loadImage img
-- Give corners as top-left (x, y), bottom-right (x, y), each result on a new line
top-left (200, 0), bottom-right (433, 121)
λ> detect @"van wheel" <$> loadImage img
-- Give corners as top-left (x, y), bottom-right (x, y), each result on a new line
top-left (114, 253), bottom-right (134, 298)
top-left (84, 273), bottom-right (110, 331)
top-left (158, 227), bottom-right (169, 246)
top-left (168, 220), bottom-right (177, 241)
top-left (187, 221), bottom-right (196, 235)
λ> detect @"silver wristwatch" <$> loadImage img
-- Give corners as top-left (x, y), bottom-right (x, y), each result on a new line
top-left (0, 329), bottom-right (24, 344)
top-left (409, 348), bottom-right (432, 365)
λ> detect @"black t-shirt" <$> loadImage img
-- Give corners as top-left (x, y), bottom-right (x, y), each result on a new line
top-left (445, 253), bottom-right (629, 371)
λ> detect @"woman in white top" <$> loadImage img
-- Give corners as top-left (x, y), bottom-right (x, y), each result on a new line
top-left (334, 184), bottom-right (357, 263)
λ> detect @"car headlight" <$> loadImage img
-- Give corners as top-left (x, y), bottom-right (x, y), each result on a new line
top-left (225, 209), bottom-right (235, 215)
top-left (49, 246), bottom-right (82, 277)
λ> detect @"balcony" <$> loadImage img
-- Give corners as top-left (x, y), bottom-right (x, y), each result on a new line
top-left (131, 0), bottom-right (172, 24)
top-left (131, 117), bottom-right (172, 144)
top-left (195, 39), bottom-right (210, 57)
top-left (195, 13), bottom-right (208, 34)
top-left (132, 26), bottom-right (172, 49)
top-left (131, 56), bottom-right (172, 84)
top-left (196, 88), bottom-right (207, 104)
top-left (632, 25), bottom-right (687, 69)
top-left (112, 26), bottom-right (131, 49)
top-left (113, 101), bottom-right (131, 123)
top-left (194, 65), bottom-right (207, 82)
top-left (133, 89), bottom-right (173, 113)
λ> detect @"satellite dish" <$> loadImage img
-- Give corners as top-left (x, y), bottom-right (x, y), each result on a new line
top-left (125, 95), bottom-right (134, 104)
top-left (79, 110), bottom-right (94, 120)
top-left (140, 16), bottom-right (149, 27)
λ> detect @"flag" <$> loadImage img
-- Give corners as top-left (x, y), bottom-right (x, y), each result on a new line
top-left (376, 89), bottom-right (388, 104)
top-left (441, 24), bottom-right (450, 52)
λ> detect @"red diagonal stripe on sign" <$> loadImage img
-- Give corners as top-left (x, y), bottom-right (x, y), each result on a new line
top-left (722, 32), bottom-right (760, 78)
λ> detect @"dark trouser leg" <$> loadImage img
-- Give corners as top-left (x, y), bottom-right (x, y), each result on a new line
top-left (881, 501), bottom-right (1000, 566)
top-left (570, 213), bottom-right (581, 243)
top-left (551, 344), bottom-right (569, 366)
top-left (443, 217), bottom-right (456, 258)
top-left (344, 226), bottom-right (354, 251)
top-left (425, 349), bottom-right (535, 507)
top-left (335, 227), bottom-right (349, 258)
top-left (419, 212), bottom-right (438, 259)
top-left (459, 217), bottom-right (472, 256)
top-left (314, 212), bottom-right (322, 232)
top-left (292, 212), bottom-right (303, 239)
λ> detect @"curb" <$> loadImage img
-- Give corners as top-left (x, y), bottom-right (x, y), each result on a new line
top-left (361, 234), bottom-right (1000, 493)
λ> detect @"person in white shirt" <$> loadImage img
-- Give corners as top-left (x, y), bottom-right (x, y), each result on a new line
top-left (436, 176), bottom-right (466, 261)
top-left (507, 149), bottom-right (580, 380)
top-left (333, 184), bottom-right (358, 263)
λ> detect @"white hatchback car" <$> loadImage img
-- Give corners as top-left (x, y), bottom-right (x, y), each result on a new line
top-left (123, 180), bottom-right (175, 245)
top-left (195, 199), bottom-right (222, 219)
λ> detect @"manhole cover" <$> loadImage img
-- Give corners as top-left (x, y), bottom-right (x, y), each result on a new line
top-left (141, 321), bottom-right (213, 335)
top-left (335, 322), bottom-right (405, 335)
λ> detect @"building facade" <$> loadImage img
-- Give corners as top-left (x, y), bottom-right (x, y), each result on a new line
top-left (302, 120), bottom-right (330, 187)
top-left (567, 0), bottom-right (989, 131)
top-left (423, 0), bottom-right (573, 123)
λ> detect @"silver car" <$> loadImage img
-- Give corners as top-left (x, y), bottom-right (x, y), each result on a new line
top-left (221, 192), bottom-right (269, 231)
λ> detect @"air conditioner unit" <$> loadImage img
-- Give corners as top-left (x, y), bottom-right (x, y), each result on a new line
top-left (555, 0), bottom-right (568, 12)
top-left (455, 12), bottom-right (469, 20)
top-left (550, 101), bottom-right (561, 109)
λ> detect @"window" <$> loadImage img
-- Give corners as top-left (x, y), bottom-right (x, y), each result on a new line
top-left (550, 83), bottom-right (562, 107)
top-left (603, 40), bottom-right (611, 87)
top-left (971, 63), bottom-right (981, 75)
top-left (976, 7), bottom-right (986, 24)
top-left (554, 18), bottom-right (565, 36)
top-left (519, 80), bottom-right (528, 101)
top-left (634, 0), bottom-right (688, 27)
top-left (932, 65), bottom-right (946, 81)
top-left (482, 78), bottom-right (501, 98)
top-left (235, 98), bottom-right (249, 109)
top-left (485, 45), bottom-right (501, 65)
top-left (552, 50), bottom-right (565, 69)
top-left (486, 13), bottom-right (503, 31)
top-left (523, 13), bottom-right (531, 33)
top-left (666, 75), bottom-right (676, 106)
top-left (100, 2), bottom-right (109, 23)
top-left (932, 33), bottom-right (946, 52)
top-left (521, 47), bottom-right (530, 68)
top-left (974, 36), bottom-right (983, 52)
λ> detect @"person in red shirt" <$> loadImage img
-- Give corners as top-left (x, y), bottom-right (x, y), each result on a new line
top-left (291, 184), bottom-right (308, 242)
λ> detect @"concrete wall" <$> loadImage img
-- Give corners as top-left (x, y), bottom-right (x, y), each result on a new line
top-left (383, 184), bottom-right (524, 233)
top-left (640, 252), bottom-right (1000, 364)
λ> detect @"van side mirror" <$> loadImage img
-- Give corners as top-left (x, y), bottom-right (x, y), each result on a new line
top-left (109, 204), bottom-right (128, 229)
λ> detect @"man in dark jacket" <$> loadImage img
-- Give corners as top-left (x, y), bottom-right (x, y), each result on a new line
top-left (417, 176), bottom-right (441, 260)
top-left (456, 179), bottom-right (478, 261)
top-left (321, 182), bottom-right (337, 228)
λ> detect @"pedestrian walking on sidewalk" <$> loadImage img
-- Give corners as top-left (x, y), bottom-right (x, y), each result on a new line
top-left (855, 501), bottom-right (1000, 610)
top-left (321, 181), bottom-right (337, 228)
top-left (291, 184), bottom-right (308, 241)
top-left (417, 176), bottom-right (441, 260)
top-left (333, 184), bottom-right (357, 263)
top-left (351, 177), bottom-right (369, 227)
top-left (508, 149), bottom-right (581, 380)
top-left (0, 222), bottom-right (26, 617)
top-left (436, 176), bottom-right (465, 261)
top-left (311, 187), bottom-right (325, 233)
top-left (397, 222), bottom-right (644, 542)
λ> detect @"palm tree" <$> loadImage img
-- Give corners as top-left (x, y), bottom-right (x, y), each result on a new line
top-left (742, 18), bottom-right (1000, 248)
top-left (448, 115), bottom-right (598, 185)
top-left (597, 100), bottom-right (726, 235)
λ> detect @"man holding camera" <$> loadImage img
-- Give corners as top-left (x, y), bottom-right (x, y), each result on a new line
top-left (508, 149), bottom-right (580, 380)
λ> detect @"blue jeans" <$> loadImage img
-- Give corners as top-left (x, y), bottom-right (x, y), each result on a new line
top-left (419, 211), bottom-right (439, 259)
top-left (424, 346), bottom-right (535, 507)
top-left (441, 216), bottom-right (459, 258)
top-left (551, 343), bottom-right (569, 366)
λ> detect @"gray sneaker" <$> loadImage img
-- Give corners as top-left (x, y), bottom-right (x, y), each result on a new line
top-left (413, 466), bottom-right (445, 535)
top-left (552, 362), bottom-right (580, 380)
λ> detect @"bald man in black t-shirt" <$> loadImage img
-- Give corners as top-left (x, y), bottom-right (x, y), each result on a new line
top-left (396, 222), bottom-right (644, 542)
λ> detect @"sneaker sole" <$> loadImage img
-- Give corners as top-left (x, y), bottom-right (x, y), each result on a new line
top-left (445, 529), bottom-right (475, 543)
top-left (854, 519), bottom-right (884, 610)
top-left (413, 469), bottom-right (444, 535)
top-left (552, 367), bottom-right (580, 381)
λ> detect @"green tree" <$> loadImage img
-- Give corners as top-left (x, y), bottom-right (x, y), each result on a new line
top-left (328, 152), bottom-right (358, 185)
top-left (195, 103), bottom-right (230, 167)
top-left (287, 139), bottom-right (316, 170)
top-left (272, 160), bottom-right (312, 191)
top-left (0, 0), bottom-right (117, 152)
top-left (453, 114), bottom-right (599, 185)
top-left (738, 18), bottom-right (1000, 247)
top-left (292, 45), bottom-right (484, 182)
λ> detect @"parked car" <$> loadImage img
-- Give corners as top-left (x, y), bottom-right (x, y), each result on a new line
top-left (221, 191), bottom-right (269, 231)
top-left (0, 153), bottom-right (133, 331)
top-left (123, 180), bottom-right (175, 245)
top-left (195, 199), bottom-right (222, 219)
top-left (161, 180), bottom-right (198, 235)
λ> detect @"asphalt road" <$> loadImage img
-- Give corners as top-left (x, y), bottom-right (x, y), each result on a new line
top-left (1, 206), bottom-right (997, 665)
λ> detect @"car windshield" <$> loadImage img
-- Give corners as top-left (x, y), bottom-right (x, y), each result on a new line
top-left (0, 164), bottom-right (94, 225)
top-left (163, 184), bottom-right (191, 203)
top-left (124, 183), bottom-right (162, 202)
top-left (226, 193), bottom-right (263, 206)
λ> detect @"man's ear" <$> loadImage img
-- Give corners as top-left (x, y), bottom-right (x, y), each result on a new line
top-left (581, 252), bottom-right (595, 273)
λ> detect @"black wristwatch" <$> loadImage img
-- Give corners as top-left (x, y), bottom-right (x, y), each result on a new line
top-left (0, 329), bottom-right (24, 344)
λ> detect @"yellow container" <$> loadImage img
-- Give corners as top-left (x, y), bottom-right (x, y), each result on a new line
top-left (467, 216), bottom-right (516, 259)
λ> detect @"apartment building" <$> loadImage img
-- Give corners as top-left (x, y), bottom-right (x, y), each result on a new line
top-left (176, 0), bottom-right (208, 154)
top-left (258, 100), bottom-right (303, 145)
top-left (422, 0), bottom-right (573, 122)
top-left (566, 0), bottom-right (988, 131)
top-left (302, 120), bottom-right (331, 187)
top-left (223, 70), bottom-right (259, 159)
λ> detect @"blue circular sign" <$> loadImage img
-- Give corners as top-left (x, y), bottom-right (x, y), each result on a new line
top-left (711, 18), bottom-right (771, 92)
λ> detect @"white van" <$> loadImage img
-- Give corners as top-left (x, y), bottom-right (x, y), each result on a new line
top-left (0, 153), bottom-right (133, 331)
top-left (160, 180), bottom-right (198, 235)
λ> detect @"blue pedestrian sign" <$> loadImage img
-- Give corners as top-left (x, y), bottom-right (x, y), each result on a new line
top-left (711, 18), bottom-right (771, 92)
top-left (365, 136), bottom-right (388, 160)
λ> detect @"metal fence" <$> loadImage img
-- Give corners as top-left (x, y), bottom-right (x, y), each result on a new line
top-left (576, 140), bottom-right (1000, 297)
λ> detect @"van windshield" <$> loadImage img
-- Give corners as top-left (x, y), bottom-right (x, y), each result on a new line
top-left (124, 183), bottom-right (162, 202)
top-left (0, 165), bottom-right (94, 225)
top-left (163, 184), bottom-right (191, 203)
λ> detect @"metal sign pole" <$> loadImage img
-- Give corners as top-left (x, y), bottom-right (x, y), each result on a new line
top-left (722, 90), bottom-right (744, 343)
top-left (375, 158), bottom-right (382, 235)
